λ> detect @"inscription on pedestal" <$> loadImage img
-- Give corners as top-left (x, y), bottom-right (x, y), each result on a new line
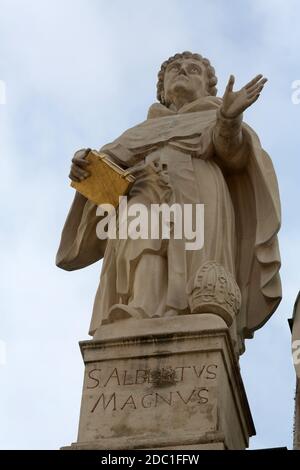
top-left (78, 354), bottom-right (219, 443)
top-left (87, 364), bottom-right (217, 412)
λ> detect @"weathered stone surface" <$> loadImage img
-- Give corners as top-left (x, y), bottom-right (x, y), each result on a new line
top-left (64, 315), bottom-right (254, 450)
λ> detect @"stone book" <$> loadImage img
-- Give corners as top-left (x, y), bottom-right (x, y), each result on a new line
top-left (71, 150), bottom-right (135, 207)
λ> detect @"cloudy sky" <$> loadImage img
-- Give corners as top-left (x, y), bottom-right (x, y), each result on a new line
top-left (0, 0), bottom-right (299, 450)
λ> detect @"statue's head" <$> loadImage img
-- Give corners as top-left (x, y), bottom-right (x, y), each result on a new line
top-left (157, 51), bottom-right (218, 108)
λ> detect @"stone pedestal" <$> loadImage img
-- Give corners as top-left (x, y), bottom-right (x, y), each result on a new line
top-left (64, 314), bottom-right (255, 450)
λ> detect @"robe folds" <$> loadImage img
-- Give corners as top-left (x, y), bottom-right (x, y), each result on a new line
top-left (56, 96), bottom-right (281, 347)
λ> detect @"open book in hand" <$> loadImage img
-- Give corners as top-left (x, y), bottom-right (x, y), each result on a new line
top-left (71, 150), bottom-right (135, 207)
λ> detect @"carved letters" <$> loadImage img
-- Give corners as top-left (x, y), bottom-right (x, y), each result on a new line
top-left (86, 363), bottom-right (218, 413)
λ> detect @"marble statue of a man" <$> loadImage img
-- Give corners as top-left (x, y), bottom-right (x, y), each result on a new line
top-left (56, 52), bottom-right (281, 354)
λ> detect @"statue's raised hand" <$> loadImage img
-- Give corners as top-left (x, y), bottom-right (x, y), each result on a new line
top-left (220, 74), bottom-right (267, 119)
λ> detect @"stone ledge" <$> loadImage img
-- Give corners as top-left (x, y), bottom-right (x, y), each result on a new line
top-left (93, 313), bottom-right (228, 342)
top-left (63, 431), bottom-right (226, 450)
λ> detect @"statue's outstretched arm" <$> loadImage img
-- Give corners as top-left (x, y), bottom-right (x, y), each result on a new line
top-left (213, 74), bottom-right (267, 170)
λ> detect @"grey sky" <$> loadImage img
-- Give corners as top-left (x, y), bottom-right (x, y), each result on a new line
top-left (0, 0), bottom-right (299, 449)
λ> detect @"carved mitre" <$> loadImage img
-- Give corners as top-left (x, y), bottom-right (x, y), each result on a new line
top-left (190, 261), bottom-right (241, 326)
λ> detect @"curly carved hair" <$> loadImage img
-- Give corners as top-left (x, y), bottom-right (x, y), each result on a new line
top-left (157, 51), bottom-right (218, 105)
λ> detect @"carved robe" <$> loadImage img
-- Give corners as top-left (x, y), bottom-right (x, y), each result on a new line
top-left (56, 96), bottom-right (281, 352)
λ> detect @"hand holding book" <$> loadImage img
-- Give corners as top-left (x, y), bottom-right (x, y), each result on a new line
top-left (69, 148), bottom-right (92, 183)
top-left (69, 149), bottom-right (135, 207)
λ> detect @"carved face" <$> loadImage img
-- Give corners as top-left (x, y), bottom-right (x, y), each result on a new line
top-left (163, 58), bottom-right (208, 107)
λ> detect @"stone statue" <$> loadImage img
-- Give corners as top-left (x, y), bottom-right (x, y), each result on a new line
top-left (56, 51), bottom-right (281, 355)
